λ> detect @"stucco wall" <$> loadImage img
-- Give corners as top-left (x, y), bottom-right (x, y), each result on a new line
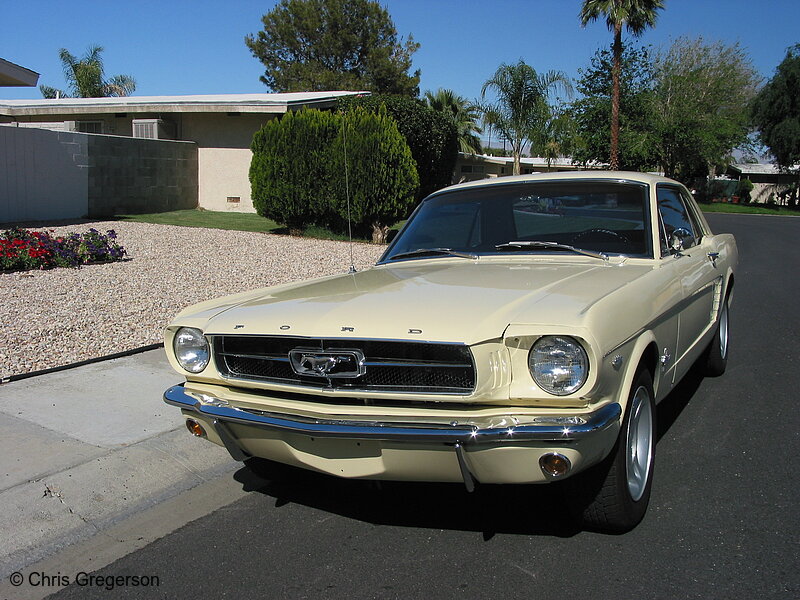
top-left (0, 126), bottom-right (197, 223)
top-left (0, 126), bottom-right (88, 222)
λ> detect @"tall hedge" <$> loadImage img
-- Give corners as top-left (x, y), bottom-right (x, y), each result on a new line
top-left (329, 107), bottom-right (419, 242)
top-left (250, 109), bottom-right (338, 234)
top-left (336, 94), bottom-right (458, 199)
top-left (250, 107), bottom-right (418, 242)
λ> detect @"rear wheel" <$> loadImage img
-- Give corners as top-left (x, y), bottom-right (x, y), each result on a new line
top-left (704, 292), bottom-right (730, 376)
top-left (568, 368), bottom-right (656, 533)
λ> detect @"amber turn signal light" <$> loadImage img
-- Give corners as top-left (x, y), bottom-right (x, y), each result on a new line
top-left (185, 419), bottom-right (206, 437)
top-left (539, 453), bottom-right (571, 478)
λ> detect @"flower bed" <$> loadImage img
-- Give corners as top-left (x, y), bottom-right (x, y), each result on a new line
top-left (0, 227), bottom-right (126, 272)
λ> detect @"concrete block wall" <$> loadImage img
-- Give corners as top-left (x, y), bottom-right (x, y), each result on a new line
top-left (86, 135), bottom-right (197, 217)
top-left (0, 126), bottom-right (89, 223)
top-left (0, 126), bottom-right (198, 224)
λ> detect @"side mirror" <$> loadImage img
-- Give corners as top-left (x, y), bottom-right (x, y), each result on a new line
top-left (670, 227), bottom-right (693, 254)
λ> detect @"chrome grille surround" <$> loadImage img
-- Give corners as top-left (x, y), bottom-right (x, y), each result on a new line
top-left (212, 335), bottom-right (476, 394)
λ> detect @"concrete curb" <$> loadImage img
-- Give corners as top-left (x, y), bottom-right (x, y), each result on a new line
top-left (0, 348), bottom-right (240, 579)
top-left (0, 427), bottom-right (237, 579)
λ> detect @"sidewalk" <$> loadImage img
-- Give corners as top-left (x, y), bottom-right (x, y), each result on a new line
top-left (0, 349), bottom-right (238, 579)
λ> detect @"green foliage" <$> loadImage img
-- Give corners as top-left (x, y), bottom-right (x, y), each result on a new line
top-left (480, 60), bottom-right (573, 175)
top-left (249, 107), bottom-right (418, 242)
top-left (651, 37), bottom-right (760, 181)
top-left (570, 45), bottom-right (657, 171)
top-left (752, 44), bottom-right (800, 171)
top-left (39, 46), bottom-right (135, 99)
top-left (579, 0), bottom-right (665, 169)
top-left (424, 88), bottom-right (483, 154)
top-left (483, 146), bottom-right (511, 157)
top-left (337, 94), bottom-right (458, 199)
top-left (245, 0), bottom-right (419, 96)
top-left (736, 178), bottom-right (754, 203)
top-left (250, 109), bottom-right (339, 234)
top-left (329, 107), bottom-right (419, 242)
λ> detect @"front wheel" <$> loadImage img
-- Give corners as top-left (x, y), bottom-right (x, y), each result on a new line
top-left (567, 368), bottom-right (656, 533)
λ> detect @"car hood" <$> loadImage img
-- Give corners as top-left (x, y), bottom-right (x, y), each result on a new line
top-left (185, 258), bottom-right (651, 345)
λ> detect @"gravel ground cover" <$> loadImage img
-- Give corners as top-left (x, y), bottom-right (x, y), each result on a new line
top-left (1, 222), bottom-right (384, 378)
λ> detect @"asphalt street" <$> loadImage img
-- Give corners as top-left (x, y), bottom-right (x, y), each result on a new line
top-left (41, 213), bottom-right (800, 599)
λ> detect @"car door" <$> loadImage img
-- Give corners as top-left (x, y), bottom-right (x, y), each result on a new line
top-left (656, 184), bottom-right (720, 382)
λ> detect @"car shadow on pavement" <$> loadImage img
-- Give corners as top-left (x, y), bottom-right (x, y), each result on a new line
top-left (234, 462), bottom-right (581, 539)
top-left (655, 361), bottom-right (707, 442)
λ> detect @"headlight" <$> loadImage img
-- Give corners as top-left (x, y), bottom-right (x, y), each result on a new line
top-left (528, 336), bottom-right (589, 395)
top-left (173, 327), bottom-right (210, 373)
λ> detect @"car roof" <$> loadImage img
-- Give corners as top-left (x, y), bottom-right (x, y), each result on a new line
top-left (432, 171), bottom-right (681, 197)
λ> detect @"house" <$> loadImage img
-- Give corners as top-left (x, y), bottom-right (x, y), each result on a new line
top-left (454, 153), bottom-right (601, 183)
top-left (725, 163), bottom-right (798, 203)
top-left (0, 91), bottom-right (365, 220)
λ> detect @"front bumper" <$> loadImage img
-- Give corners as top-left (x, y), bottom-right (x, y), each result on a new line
top-left (164, 383), bottom-right (621, 487)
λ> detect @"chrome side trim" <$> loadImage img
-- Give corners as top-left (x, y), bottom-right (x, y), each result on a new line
top-left (165, 384), bottom-right (621, 446)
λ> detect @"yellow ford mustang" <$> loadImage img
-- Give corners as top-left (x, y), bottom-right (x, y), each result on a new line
top-left (163, 171), bottom-right (737, 532)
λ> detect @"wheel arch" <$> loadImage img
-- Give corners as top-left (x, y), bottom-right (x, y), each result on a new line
top-left (617, 333), bottom-right (660, 415)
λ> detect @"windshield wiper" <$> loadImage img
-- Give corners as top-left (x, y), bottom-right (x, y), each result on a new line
top-left (494, 241), bottom-right (608, 261)
top-left (388, 247), bottom-right (478, 261)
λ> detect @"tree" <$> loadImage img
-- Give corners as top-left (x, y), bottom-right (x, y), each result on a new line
top-left (424, 88), bottom-right (483, 154)
top-left (570, 45), bottom-right (657, 171)
top-left (39, 46), bottom-right (135, 99)
top-left (529, 105), bottom-right (582, 171)
top-left (250, 109), bottom-right (339, 235)
top-left (752, 44), bottom-right (800, 182)
top-left (329, 107), bottom-right (419, 243)
top-left (651, 37), bottom-right (760, 181)
top-left (245, 0), bottom-right (420, 96)
top-left (337, 94), bottom-right (458, 199)
top-left (579, 0), bottom-right (664, 170)
top-left (480, 60), bottom-right (573, 175)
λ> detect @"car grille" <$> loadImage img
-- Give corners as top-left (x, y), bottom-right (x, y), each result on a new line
top-left (212, 336), bottom-right (476, 394)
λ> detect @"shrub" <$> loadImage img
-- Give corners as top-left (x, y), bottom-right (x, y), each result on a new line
top-left (328, 107), bottom-right (419, 243)
top-left (0, 228), bottom-right (126, 272)
top-left (337, 94), bottom-right (458, 199)
top-left (250, 109), bottom-right (339, 235)
top-left (736, 178), bottom-right (754, 203)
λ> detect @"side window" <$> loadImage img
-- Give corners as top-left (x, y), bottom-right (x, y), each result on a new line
top-left (657, 186), bottom-right (697, 253)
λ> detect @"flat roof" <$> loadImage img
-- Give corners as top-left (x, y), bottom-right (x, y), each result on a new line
top-left (0, 91), bottom-right (368, 116)
top-left (0, 58), bottom-right (40, 87)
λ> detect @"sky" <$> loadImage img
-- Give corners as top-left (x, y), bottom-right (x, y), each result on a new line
top-left (2, 0), bottom-right (799, 103)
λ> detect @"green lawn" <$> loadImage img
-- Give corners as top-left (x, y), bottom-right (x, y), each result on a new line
top-left (118, 209), bottom-right (402, 242)
top-left (699, 203), bottom-right (800, 217)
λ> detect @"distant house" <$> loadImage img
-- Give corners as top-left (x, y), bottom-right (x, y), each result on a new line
top-left (725, 163), bottom-right (797, 203)
top-left (0, 92), bottom-right (365, 214)
top-left (454, 153), bottom-right (602, 183)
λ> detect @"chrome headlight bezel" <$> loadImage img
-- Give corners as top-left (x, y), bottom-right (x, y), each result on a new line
top-left (173, 327), bottom-right (210, 374)
top-left (528, 335), bottom-right (589, 396)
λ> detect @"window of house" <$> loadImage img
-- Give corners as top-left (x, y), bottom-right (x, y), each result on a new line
top-left (76, 121), bottom-right (104, 134)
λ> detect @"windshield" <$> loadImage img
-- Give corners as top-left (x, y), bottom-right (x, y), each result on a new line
top-left (381, 180), bottom-right (652, 262)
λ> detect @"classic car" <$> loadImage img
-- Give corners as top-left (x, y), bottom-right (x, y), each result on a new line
top-left (163, 171), bottom-right (737, 532)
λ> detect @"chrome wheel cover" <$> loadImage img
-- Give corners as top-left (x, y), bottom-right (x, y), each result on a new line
top-left (626, 386), bottom-right (653, 502)
top-left (719, 300), bottom-right (729, 359)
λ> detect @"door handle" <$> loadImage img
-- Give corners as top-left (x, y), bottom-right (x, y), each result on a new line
top-left (707, 252), bottom-right (719, 266)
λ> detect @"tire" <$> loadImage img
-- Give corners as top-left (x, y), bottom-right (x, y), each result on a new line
top-left (704, 291), bottom-right (730, 377)
top-left (567, 368), bottom-right (656, 533)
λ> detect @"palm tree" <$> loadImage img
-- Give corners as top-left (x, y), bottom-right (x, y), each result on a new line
top-left (480, 60), bottom-right (573, 175)
top-left (424, 88), bottom-right (483, 154)
top-left (580, 0), bottom-right (664, 170)
top-left (529, 106), bottom-right (582, 171)
top-left (40, 45), bottom-right (136, 99)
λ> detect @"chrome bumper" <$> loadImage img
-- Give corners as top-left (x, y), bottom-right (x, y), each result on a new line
top-left (165, 384), bottom-right (621, 491)
top-left (164, 383), bottom-right (620, 445)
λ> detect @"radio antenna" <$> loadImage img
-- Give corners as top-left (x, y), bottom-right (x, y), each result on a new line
top-left (342, 117), bottom-right (356, 274)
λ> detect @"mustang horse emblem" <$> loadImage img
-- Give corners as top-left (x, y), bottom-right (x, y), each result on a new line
top-left (288, 349), bottom-right (365, 378)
